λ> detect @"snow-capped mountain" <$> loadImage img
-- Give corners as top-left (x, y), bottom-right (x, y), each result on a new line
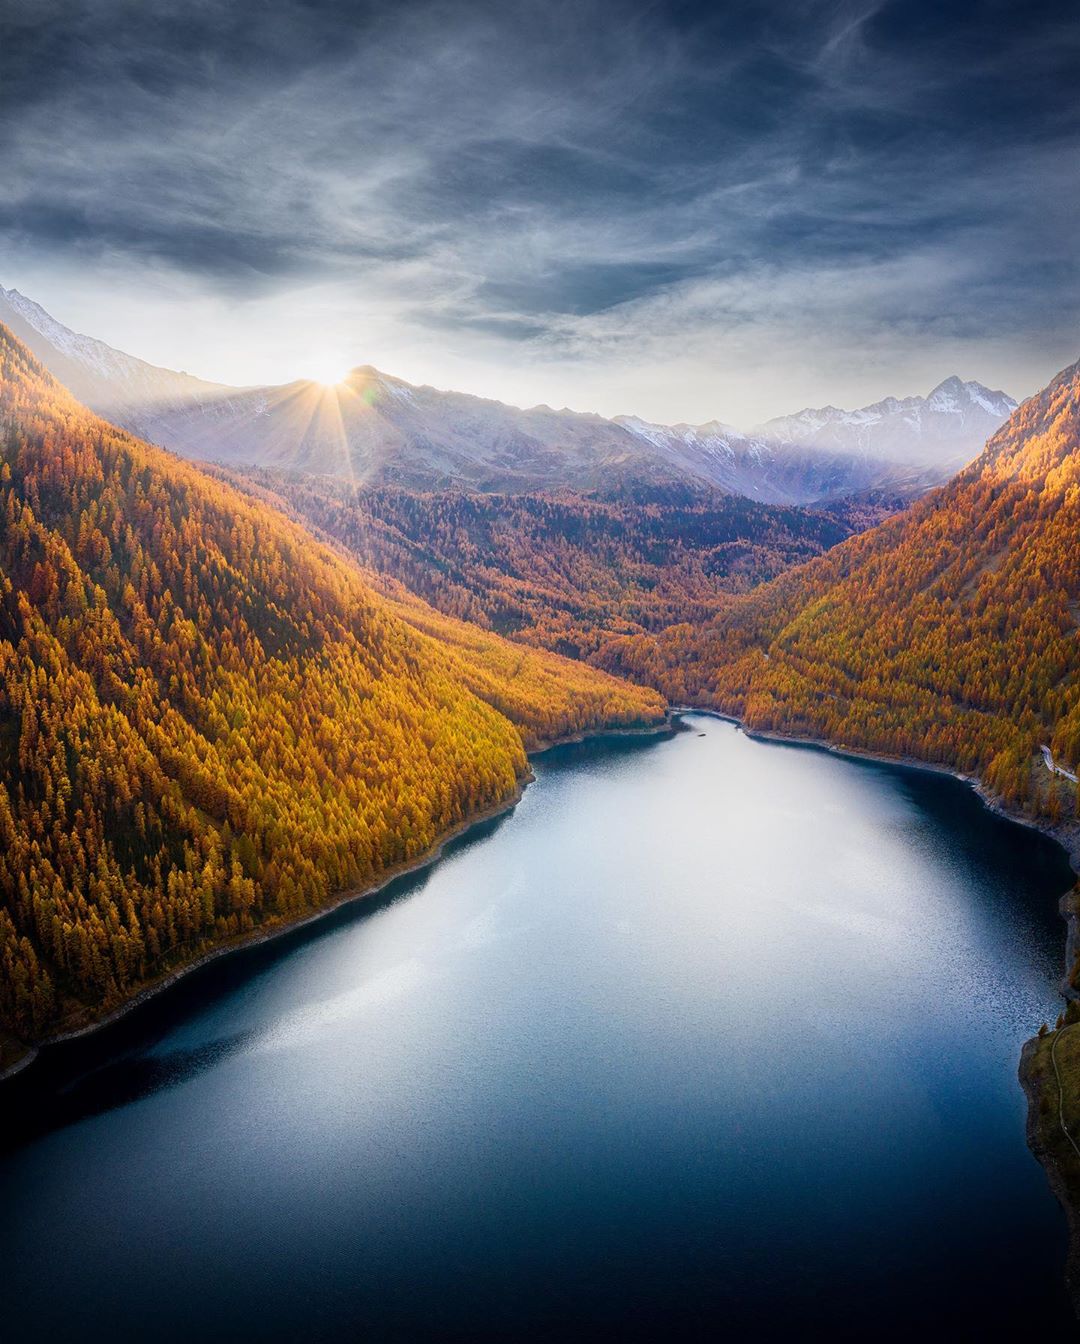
top-left (0, 286), bottom-right (232, 411)
top-left (0, 284), bottom-right (1015, 503)
top-left (612, 414), bottom-right (962, 505)
top-left (755, 377), bottom-right (1017, 464)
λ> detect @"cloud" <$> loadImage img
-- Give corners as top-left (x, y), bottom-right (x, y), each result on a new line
top-left (2, 0), bottom-right (1078, 422)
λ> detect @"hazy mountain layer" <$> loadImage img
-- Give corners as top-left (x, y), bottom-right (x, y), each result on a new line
top-left (754, 376), bottom-right (1016, 463)
top-left (1, 286), bottom-right (1013, 504)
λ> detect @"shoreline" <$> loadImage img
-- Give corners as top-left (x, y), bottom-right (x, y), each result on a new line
top-left (673, 703), bottom-right (1080, 871)
top-left (0, 713), bottom-right (674, 1086)
top-left (675, 702), bottom-right (1080, 1316)
top-left (1020, 1023), bottom-right (1080, 1312)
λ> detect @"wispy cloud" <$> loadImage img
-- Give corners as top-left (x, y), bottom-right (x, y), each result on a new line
top-left (2, 0), bottom-right (1078, 422)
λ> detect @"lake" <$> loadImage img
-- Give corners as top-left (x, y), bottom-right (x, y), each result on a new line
top-left (1, 713), bottom-right (1075, 1340)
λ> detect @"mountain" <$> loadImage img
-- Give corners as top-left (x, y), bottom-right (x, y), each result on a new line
top-left (597, 357), bottom-right (1080, 817)
top-left (1, 285), bottom-right (1012, 504)
top-left (756, 376), bottom-right (1017, 463)
top-left (616, 377), bottom-right (1017, 504)
top-left (0, 322), bottom-right (662, 1057)
top-left (614, 415), bottom-right (948, 504)
top-left (0, 285), bottom-right (231, 412)
top-left (146, 365), bottom-right (678, 492)
top-left (0, 287), bottom-right (688, 492)
top-left (217, 470), bottom-right (860, 661)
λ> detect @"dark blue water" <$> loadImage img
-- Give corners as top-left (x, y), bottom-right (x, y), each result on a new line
top-left (1, 715), bottom-right (1075, 1340)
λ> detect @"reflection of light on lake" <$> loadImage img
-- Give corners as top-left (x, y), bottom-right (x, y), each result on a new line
top-left (3, 714), bottom-right (1075, 1340)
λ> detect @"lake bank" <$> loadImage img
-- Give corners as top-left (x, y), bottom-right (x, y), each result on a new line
top-left (1021, 1021), bottom-right (1080, 1313)
top-left (0, 715), bottom-right (675, 1085)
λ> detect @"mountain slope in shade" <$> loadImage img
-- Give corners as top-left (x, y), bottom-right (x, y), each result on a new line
top-left (1, 285), bottom-right (1012, 504)
top-left (0, 322), bottom-right (662, 1054)
top-left (213, 469), bottom-right (863, 661)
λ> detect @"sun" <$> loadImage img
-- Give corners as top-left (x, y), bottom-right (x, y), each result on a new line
top-left (300, 357), bottom-right (352, 388)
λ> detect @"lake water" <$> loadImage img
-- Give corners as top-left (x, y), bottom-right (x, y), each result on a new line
top-left (1, 714), bottom-right (1076, 1340)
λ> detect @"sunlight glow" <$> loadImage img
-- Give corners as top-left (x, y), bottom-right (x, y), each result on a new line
top-left (299, 358), bottom-right (352, 388)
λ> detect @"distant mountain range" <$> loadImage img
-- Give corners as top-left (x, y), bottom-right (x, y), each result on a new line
top-left (0, 285), bottom-right (1015, 504)
top-left (755, 377), bottom-right (1017, 459)
top-left (598, 354), bottom-right (1080, 811)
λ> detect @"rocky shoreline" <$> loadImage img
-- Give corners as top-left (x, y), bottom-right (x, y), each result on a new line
top-left (1020, 1016), bottom-right (1080, 1314)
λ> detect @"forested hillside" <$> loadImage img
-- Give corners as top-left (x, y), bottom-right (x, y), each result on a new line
top-left (220, 470), bottom-right (880, 661)
top-left (0, 325), bottom-right (663, 1052)
top-left (597, 359), bottom-right (1080, 823)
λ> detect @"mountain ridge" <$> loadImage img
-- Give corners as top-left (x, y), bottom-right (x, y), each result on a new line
top-left (754, 374), bottom-right (1016, 462)
top-left (0, 284), bottom-right (1014, 505)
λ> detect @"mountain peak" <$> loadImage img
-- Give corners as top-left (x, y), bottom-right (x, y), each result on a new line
top-left (925, 376), bottom-right (1016, 418)
top-left (755, 376), bottom-right (1017, 464)
top-left (0, 284), bottom-right (1025, 504)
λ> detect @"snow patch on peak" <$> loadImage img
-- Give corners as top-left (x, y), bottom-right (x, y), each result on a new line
top-left (1, 286), bottom-right (127, 376)
top-left (616, 416), bottom-right (679, 450)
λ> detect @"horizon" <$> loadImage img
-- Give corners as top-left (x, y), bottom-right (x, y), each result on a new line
top-left (0, 278), bottom-right (1032, 430)
top-left (3, 1), bottom-right (1078, 424)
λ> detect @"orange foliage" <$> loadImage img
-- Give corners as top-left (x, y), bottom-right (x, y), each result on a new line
top-left (224, 470), bottom-right (862, 660)
top-left (0, 326), bottom-right (663, 1042)
top-left (596, 359), bottom-right (1080, 818)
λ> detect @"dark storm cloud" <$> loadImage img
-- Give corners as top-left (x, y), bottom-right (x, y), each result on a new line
top-left (2, 0), bottom-right (1079, 414)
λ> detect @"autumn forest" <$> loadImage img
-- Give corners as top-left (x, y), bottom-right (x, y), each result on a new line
top-left (0, 326), bottom-right (664, 1056)
top-left (4, 299), bottom-right (1080, 1074)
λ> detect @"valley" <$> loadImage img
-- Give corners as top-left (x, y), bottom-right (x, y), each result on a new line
top-left (4, 1), bottom-right (1078, 1334)
top-left (2, 305), bottom-right (1080, 1319)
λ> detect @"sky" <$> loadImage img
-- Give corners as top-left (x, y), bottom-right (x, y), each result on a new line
top-left (1, 0), bottom-right (1079, 426)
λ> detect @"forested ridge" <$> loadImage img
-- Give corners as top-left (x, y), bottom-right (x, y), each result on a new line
top-left (596, 357), bottom-right (1080, 823)
top-left (221, 469), bottom-right (877, 661)
top-left (0, 325), bottom-right (663, 1053)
